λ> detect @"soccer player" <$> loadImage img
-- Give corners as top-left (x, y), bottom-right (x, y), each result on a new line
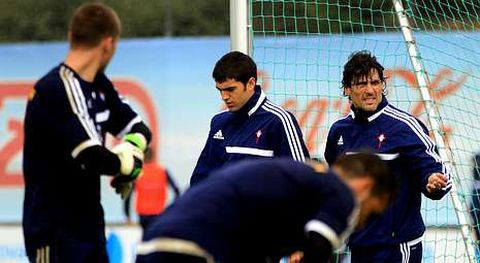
top-left (22, 3), bottom-right (151, 262)
top-left (136, 153), bottom-right (396, 263)
top-left (190, 51), bottom-right (309, 185)
top-left (324, 50), bottom-right (451, 262)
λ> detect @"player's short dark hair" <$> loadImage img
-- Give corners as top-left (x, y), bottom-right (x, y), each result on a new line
top-left (335, 152), bottom-right (397, 201)
top-left (342, 50), bottom-right (386, 92)
top-left (69, 3), bottom-right (121, 48)
top-left (212, 51), bottom-right (257, 86)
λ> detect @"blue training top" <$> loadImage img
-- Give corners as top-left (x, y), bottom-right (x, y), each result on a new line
top-left (325, 97), bottom-right (451, 247)
top-left (190, 85), bottom-right (310, 185)
top-left (23, 63), bottom-right (141, 254)
top-left (142, 158), bottom-right (358, 262)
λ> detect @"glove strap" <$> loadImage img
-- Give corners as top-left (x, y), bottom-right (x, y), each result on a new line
top-left (124, 133), bottom-right (147, 152)
top-left (130, 157), bottom-right (143, 179)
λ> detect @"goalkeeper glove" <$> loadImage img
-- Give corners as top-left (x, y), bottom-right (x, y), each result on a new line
top-left (114, 132), bottom-right (148, 179)
top-left (113, 141), bottom-right (144, 180)
top-left (123, 132), bottom-right (148, 153)
top-left (111, 139), bottom-right (145, 199)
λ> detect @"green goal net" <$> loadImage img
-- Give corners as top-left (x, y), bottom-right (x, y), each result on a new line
top-left (248, 0), bottom-right (480, 262)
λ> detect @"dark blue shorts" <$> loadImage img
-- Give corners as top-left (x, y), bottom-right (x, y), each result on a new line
top-left (136, 252), bottom-right (207, 263)
top-left (26, 238), bottom-right (108, 263)
top-left (351, 238), bottom-right (422, 263)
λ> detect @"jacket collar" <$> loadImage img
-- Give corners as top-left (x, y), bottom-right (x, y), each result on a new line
top-left (234, 85), bottom-right (266, 117)
top-left (350, 96), bottom-right (388, 123)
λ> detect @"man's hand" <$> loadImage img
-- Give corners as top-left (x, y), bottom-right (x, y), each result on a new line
top-left (288, 251), bottom-right (304, 263)
top-left (111, 141), bottom-right (144, 199)
top-left (112, 142), bottom-right (144, 180)
top-left (111, 177), bottom-right (134, 200)
top-left (426, 172), bottom-right (448, 193)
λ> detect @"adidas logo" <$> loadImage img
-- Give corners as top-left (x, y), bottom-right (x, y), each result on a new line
top-left (213, 130), bottom-right (224, 140)
top-left (337, 135), bottom-right (344, 145)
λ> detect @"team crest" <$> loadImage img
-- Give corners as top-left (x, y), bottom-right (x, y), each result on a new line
top-left (377, 133), bottom-right (386, 150)
top-left (255, 130), bottom-right (262, 144)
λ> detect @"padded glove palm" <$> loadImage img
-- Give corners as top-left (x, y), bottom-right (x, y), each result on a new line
top-left (111, 133), bottom-right (147, 199)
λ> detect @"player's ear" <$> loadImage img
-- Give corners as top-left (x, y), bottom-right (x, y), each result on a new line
top-left (102, 36), bottom-right (114, 51)
top-left (246, 77), bottom-right (256, 91)
top-left (343, 86), bottom-right (351, 96)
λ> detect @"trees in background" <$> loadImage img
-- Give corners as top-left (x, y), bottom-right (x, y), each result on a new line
top-left (0, 0), bottom-right (229, 42)
top-left (0, 0), bottom-right (478, 43)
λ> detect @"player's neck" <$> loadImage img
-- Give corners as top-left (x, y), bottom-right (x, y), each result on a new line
top-left (64, 49), bottom-right (102, 83)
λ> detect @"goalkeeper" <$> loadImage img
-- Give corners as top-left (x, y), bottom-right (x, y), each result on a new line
top-left (324, 51), bottom-right (451, 262)
top-left (22, 3), bottom-right (151, 263)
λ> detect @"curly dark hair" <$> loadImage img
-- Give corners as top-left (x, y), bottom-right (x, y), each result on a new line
top-left (341, 50), bottom-right (387, 96)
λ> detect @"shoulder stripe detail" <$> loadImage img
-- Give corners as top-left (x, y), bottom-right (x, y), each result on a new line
top-left (262, 102), bottom-right (300, 160)
top-left (384, 106), bottom-right (438, 160)
top-left (59, 66), bottom-right (100, 142)
top-left (116, 115), bottom-right (142, 138)
top-left (367, 107), bottom-right (385, 122)
top-left (71, 76), bottom-right (100, 139)
top-left (63, 68), bottom-right (99, 141)
top-left (262, 101), bottom-right (306, 161)
top-left (261, 104), bottom-right (297, 160)
top-left (225, 146), bottom-right (274, 157)
top-left (248, 89), bottom-right (266, 116)
top-left (71, 139), bottom-right (101, 158)
top-left (383, 106), bottom-right (450, 180)
top-left (61, 69), bottom-right (84, 117)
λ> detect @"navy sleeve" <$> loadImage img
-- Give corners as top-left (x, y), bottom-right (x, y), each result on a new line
top-left (130, 122), bottom-right (152, 145)
top-left (95, 73), bottom-right (143, 138)
top-left (273, 111), bottom-right (310, 161)
top-left (190, 120), bottom-right (216, 186)
top-left (324, 124), bottom-right (339, 166)
top-left (75, 145), bottom-right (120, 175)
top-left (402, 118), bottom-right (452, 200)
top-left (303, 232), bottom-right (333, 263)
top-left (305, 178), bottom-right (358, 250)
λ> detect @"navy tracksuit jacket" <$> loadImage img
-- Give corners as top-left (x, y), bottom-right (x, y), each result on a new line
top-left (325, 97), bottom-right (451, 248)
top-left (191, 85), bottom-right (310, 185)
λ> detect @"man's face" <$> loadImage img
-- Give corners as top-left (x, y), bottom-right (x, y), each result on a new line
top-left (216, 78), bottom-right (255, 112)
top-left (357, 193), bottom-right (389, 229)
top-left (344, 69), bottom-right (383, 112)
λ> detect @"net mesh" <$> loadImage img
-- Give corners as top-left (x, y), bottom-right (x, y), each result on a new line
top-left (250, 1), bottom-right (480, 262)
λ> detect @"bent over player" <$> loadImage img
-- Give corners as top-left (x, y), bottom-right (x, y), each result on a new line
top-left (22, 3), bottom-right (151, 263)
top-left (190, 51), bottom-right (309, 185)
top-left (325, 51), bottom-right (451, 262)
top-left (136, 153), bottom-right (396, 263)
